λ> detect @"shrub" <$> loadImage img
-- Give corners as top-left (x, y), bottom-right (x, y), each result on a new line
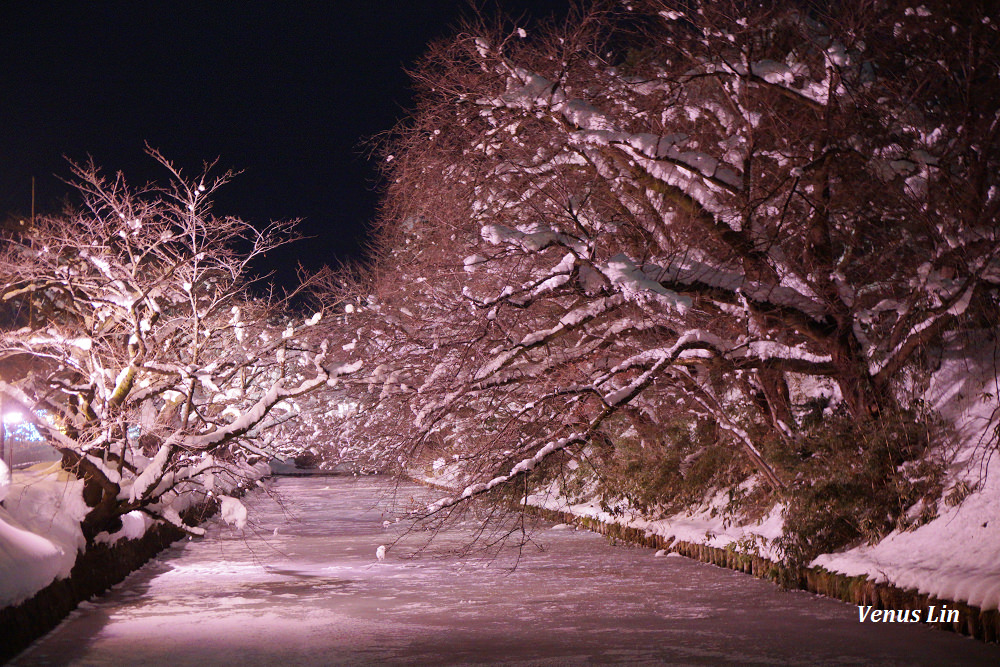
top-left (563, 419), bottom-right (750, 519)
top-left (776, 405), bottom-right (945, 566)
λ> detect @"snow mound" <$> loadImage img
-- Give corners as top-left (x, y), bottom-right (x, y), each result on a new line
top-left (219, 496), bottom-right (248, 531)
top-left (0, 464), bottom-right (88, 607)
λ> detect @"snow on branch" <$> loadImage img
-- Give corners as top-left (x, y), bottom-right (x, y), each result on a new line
top-left (473, 296), bottom-right (623, 380)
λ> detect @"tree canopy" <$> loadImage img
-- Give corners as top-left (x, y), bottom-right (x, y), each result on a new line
top-left (308, 0), bottom-right (998, 553)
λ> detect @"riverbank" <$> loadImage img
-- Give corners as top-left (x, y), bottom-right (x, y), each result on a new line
top-left (523, 500), bottom-right (999, 644)
top-left (0, 460), bottom-right (268, 663)
top-left (412, 334), bottom-right (1000, 645)
top-left (0, 499), bottom-right (211, 663)
top-left (411, 464), bottom-right (999, 645)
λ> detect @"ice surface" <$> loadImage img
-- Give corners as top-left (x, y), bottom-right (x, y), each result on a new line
top-left (12, 477), bottom-right (999, 666)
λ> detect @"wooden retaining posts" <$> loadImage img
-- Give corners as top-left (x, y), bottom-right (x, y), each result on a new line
top-left (527, 504), bottom-right (999, 644)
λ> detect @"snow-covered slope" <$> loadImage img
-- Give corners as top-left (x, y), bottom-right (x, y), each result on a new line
top-left (0, 461), bottom-right (87, 607)
top-left (813, 336), bottom-right (1000, 610)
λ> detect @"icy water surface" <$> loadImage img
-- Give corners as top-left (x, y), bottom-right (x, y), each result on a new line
top-left (13, 476), bottom-right (1000, 666)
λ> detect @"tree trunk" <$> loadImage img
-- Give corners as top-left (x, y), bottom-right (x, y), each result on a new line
top-left (61, 450), bottom-right (122, 543)
top-left (758, 367), bottom-right (794, 431)
top-left (830, 334), bottom-right (893, 420)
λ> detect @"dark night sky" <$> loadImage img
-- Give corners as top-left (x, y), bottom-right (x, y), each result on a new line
top-left (1, 1), bottom-right (571, 288)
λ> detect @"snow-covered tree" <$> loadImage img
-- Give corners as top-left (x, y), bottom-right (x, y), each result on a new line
top-left (0, 152), bottom-right (332, 540)
top-left (323, 0), bottom-right (999, 538)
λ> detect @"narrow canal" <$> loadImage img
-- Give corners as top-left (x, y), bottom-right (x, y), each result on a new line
top-left (12, 476), bottom-right (999, 665)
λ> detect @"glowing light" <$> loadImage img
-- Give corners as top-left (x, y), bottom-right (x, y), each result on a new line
top-left (2, 412), bottom-right (22, 424)
top-left (344, 304), bottom-right (355, 314)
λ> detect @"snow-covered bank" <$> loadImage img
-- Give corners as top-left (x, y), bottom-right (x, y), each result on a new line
top-left (0, 457), bottom-right (269, 664)
top-left (812, 338), bottom-right (1000, 612)
top-left (418, 459), bottom-right (1000, 644)
top-left (421, 447), bottom-right (1000, 620)
top-left (520, 464), bottom-right (1000, 613)
top-left (812, 470), bottom-right (1000, 612)
top-left (524, 483), bottom-right (787, 561)
top-left (0, 460), bottom-right (87, 607)
top-left (0, 458), bottom-right (267, 610)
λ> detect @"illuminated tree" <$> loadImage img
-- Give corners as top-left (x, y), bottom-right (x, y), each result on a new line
top-left (324, 0), bottom-right (999, 534)
top-left (0, 151), bottom-right (332, 540)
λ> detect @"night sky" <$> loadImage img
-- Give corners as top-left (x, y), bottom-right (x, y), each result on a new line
top-left (1, 1), bottom-right (571, 288)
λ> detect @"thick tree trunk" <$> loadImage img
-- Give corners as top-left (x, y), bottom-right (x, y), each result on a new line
top-left (61, 450), bottom-right (122, 543)
top-left (758, 367), bottom-right (794, 431)
top-left (830, 338), bottom-right (893, 420)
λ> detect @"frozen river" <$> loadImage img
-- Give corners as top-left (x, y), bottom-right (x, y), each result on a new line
top-left (13, 476), bottom-right (999, 666)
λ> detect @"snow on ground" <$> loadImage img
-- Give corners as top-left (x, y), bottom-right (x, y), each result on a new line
top-left (525, 482), bottom-right (787, 559)
top-left (815, 335), bottom-right (1000, 610)
top-left (0, 457), bottom-right (269, 608)
top-left (420, 456), bottom-right (790, 562)
top-left (813, 468), bottom-right (1000, 610)
top-left (0, 461), bottom-right (88, 606)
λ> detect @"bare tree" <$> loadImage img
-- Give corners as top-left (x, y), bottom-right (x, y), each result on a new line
top-left (0, 151), bottom-right (332, 540)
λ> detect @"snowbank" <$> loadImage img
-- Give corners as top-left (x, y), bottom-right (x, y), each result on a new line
top-left (525, 482), bottom-right (786, 560)
top-left (813, 470), bottom-right (1000, 611)
top-left (1, 457), bottom-right (270, 609)
top-left (814, 338), bottom-right (1000, 610)
top-left (420, 458), bottom-right (787, 560)
top-left (0, 462), bottom-right (88, 607)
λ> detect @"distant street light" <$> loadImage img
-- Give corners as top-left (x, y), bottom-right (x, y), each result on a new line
top-left (1, 406), bottom-right (25, 468)
top-left (0, 396), bottom-right (5, 467)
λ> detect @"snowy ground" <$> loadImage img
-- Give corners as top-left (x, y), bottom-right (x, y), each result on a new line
top-left (812, 337), bottom-right (1000, 609)
top-left (12, 476), bottom-right (999, 666)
